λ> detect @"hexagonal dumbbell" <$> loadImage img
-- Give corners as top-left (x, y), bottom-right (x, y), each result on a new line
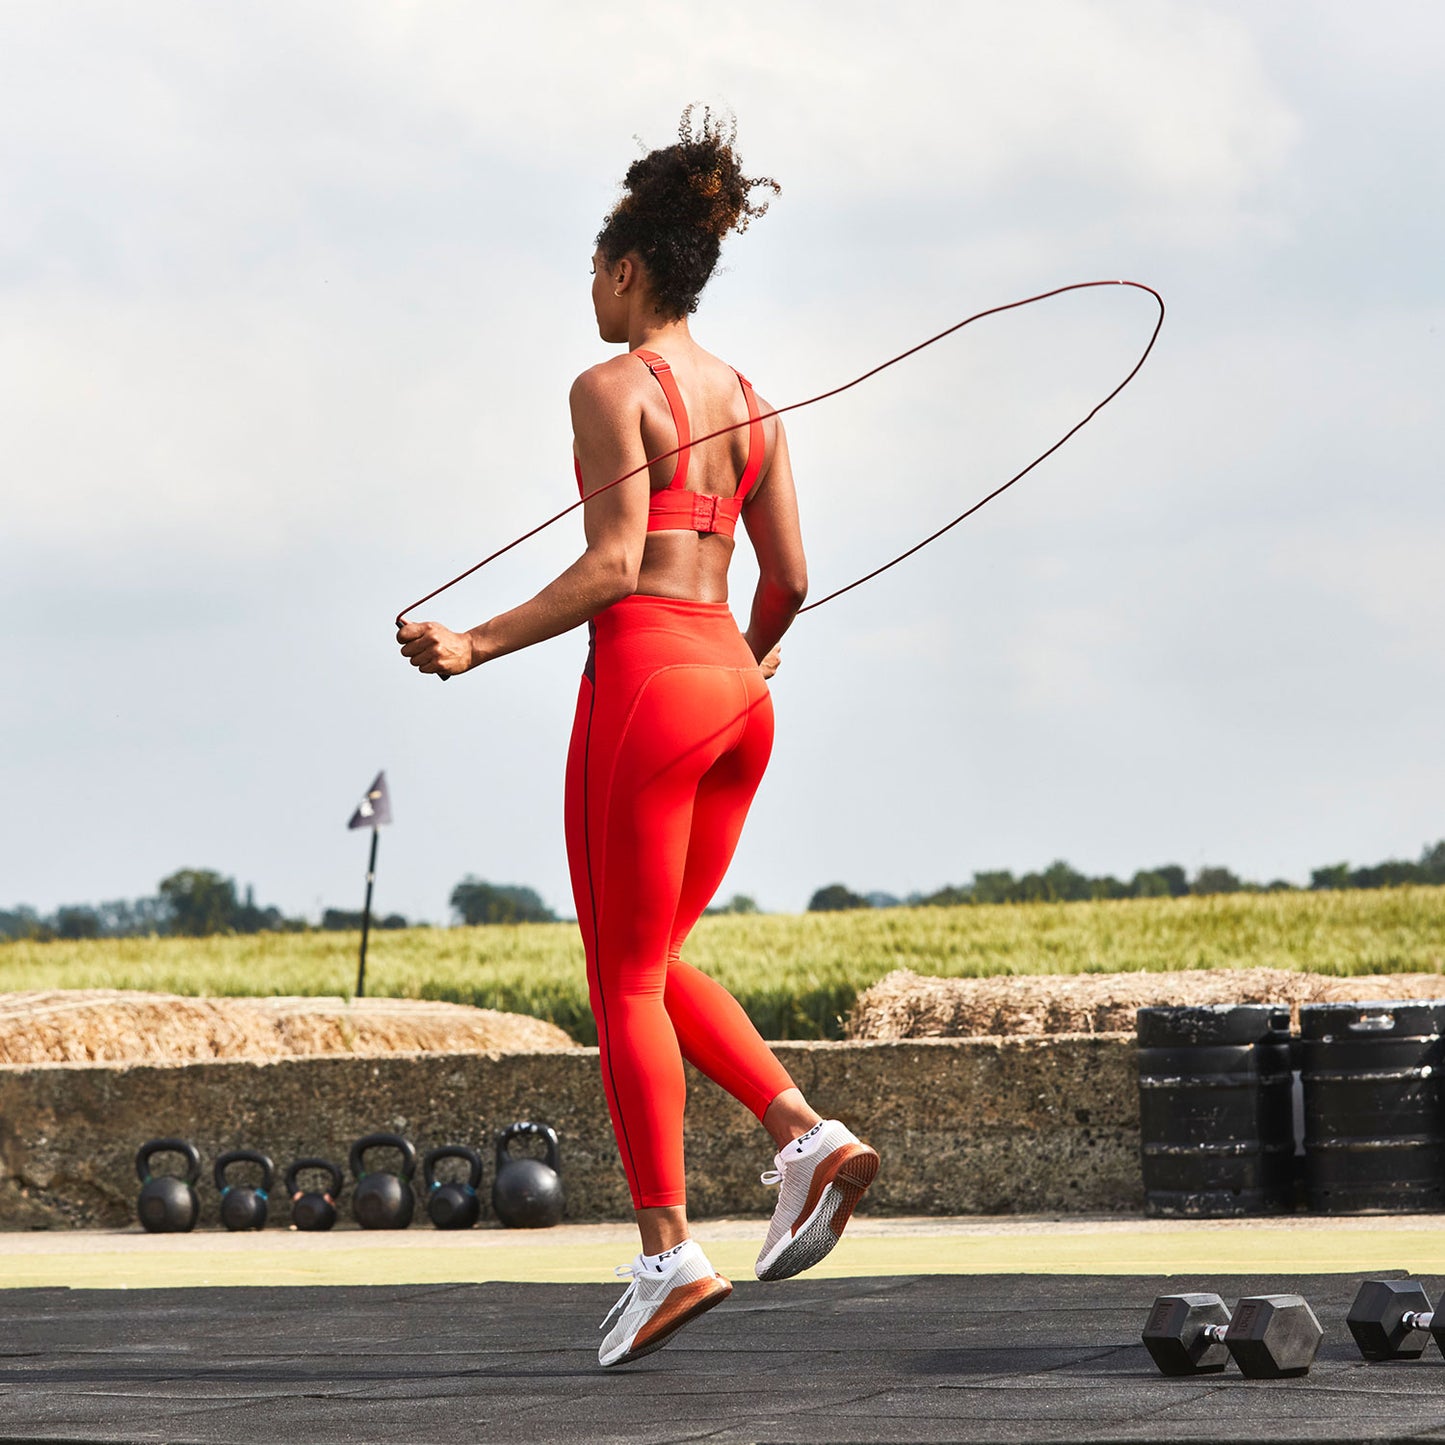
top-left (1347, 1279), bottom-right (1442, 1361)
top-left (1143, 1292), bottom-right (1323, 1378)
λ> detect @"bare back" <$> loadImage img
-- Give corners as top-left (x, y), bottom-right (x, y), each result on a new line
top-left (573, 339), bottom-right (800, 609)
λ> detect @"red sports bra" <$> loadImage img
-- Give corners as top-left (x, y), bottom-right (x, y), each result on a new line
top-left (572, 350), bottom-right (766, 538)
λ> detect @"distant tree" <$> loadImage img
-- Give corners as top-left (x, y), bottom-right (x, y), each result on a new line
top-left (1310, 863), bottom-right (1351, 892)
top-left (917, 884), bottom-right (972, 907)
top-left (95, 897), bottom-right (172, 937)
top-left (970, 871), bottom-right (1018, 905)
top-left (322, 908), bottom-right (408, 931)
top-left (1129, 870), bottom-right (1172, 898)
top-left (864, 891), bottom-right (900, 909)
top-left (1351, 860), bottom-right (1422, 890)
top-left (228, 883), bottom-right (289, 935)
top-left (0, 906), bottom-right (45, 941)
top-left (1014, 871), bottom-right (1048, 903)
top-left (450, 877), bottom-right (556, 926)
top-left (159, 869), bottom-right (240, 936)
top-left (1041, 860), bottom-right (1092, 902)
top-left (1090, 875), bottom-right (1130, 901)
top-left (54, 907), bottom-right (101, 940)
top-left (153, 870), bottom-right (300, 935)
top-left (1008, 862), bottom-right (1089, 903)
top-left (806, 884), bottom-right (869, 913)
top-left (1420, 841), bottom-right (1445, 884)
top-left (1193, 866), bottom-right (1243, 896)
top-left (1153, 865), bottom-right (1190, 898)
top-left (705, 893), bottom-right (760, 917)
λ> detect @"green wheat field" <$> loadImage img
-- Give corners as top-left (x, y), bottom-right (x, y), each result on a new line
top-left (4, 888), bottom-right (1443, 1044)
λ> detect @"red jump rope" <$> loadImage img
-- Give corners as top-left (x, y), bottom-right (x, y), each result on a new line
top-left (396, 279), bottom-right (1165, 638)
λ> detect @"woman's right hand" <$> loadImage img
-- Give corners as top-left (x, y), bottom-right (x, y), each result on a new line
top-left (397, 619), bottom-right (476, 678)
top-left (759, 645), bottom-right (782, 681)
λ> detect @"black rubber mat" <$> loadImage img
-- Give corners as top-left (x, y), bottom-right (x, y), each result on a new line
top-left (4, 1273), bottom-right (1445, 1443)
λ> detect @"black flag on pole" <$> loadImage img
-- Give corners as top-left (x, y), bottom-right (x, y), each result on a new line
top-left (347, 770), bottom-right (391, 999)
top-left (347, 771), bottom-right (392, 830)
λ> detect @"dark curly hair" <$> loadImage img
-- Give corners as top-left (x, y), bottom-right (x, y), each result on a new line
top-left (596, 105), bottom-right (780, 319)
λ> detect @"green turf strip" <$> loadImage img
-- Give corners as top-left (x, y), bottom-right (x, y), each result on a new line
top-left (3, 1220), bottom-right (1439, 1290)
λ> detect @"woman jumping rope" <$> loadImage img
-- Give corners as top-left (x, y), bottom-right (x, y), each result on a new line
top-left (397, 106), bottom-right (879, 1367)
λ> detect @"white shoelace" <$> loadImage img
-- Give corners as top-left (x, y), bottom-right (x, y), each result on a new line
top-left (762, 1125), bottom-right (825, 1187)
top-left (599, 1261), bottom-right (643, 1332)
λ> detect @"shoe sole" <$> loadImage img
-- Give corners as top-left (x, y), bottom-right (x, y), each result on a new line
top-left (756, 1142), bottom-right (880, 1282)
top-left (601, 1274), bottom-right (733, 1368)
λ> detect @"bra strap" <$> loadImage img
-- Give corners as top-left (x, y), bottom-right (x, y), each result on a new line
top-left (733, 371), bottom-right (765, 502)
top-left (634, 349), bottom-right (690, 491)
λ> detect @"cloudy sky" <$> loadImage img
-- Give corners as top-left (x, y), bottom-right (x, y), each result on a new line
top-left (3, 1), bottom-right (1441, 924)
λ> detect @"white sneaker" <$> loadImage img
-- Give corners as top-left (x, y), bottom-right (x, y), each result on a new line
top-left (754, 1120), bottom-right (879, 1282)
top-left (597, 1240), bottom-right (732, 1368)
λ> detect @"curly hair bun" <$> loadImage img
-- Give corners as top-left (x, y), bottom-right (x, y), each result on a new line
top-left (597, 105), bottom-right (780, 317)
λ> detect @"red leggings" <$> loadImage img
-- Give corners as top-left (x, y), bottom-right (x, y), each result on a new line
top-left (564, 594), bottom-right (796, 1208)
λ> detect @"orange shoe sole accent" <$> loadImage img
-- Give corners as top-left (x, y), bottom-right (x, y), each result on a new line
top-left (791, 1143), bottom-right (880, 1237)
top-left (622, 1273), bottom-right (733, 1362)
top-left (827, 1144), bottom-right (880, 1238)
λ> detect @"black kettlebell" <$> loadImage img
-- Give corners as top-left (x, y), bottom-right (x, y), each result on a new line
top-left (349, 1132), bottom-right (417, 1230)
top-left (492, 1122), bottom-right (564, 1229)
top-left (136, 1139), bottom-right (201, 1233)
top-left (423, 1145), bottom-right (483, 1230)
top-left (214, 1149), bottom-right (274, 1231)
top-left (286, 1157), bottom-right (343, 1232)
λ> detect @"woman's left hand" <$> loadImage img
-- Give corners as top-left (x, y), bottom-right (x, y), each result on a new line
top-left (397, 620), bottom-right (473, 677)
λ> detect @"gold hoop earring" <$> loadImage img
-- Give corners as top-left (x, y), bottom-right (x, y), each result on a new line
top-left (613, 288), bottom-right (623, 298)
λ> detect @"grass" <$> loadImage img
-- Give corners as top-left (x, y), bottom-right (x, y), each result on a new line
top-left (2, 887), bottom-right (1442, 1044)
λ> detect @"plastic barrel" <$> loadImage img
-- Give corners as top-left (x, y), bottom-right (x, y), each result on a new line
top-left (1300, 1000), bottom-right (1445, 1214)
top-left (1137, 1004), bottom-right (1295, 1217)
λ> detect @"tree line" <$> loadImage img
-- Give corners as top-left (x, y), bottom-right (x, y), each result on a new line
top-left (7, 839), bottom-right (1440, 940)
top-left (807, 840), bottom-right (1445, 912)
top-left (0, 869), bottom-right (574, 942)
top-left (0, 868), bottom-right (413, 942)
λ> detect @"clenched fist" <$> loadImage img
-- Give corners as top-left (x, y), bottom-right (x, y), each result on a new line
top-left (396, 620), bottom-right (473, 678)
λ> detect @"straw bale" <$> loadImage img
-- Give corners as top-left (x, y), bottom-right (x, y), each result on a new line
top-left (845, 967), bottom-right (1445, 1040)
top-left (0, 991), bottom-right (578, 1065)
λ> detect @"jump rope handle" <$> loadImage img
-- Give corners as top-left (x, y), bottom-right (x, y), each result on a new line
top-left (394, 613), bottom-right (451, 681)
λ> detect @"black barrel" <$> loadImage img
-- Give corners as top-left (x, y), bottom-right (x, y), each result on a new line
top-left (1300, 1000), bottom-right (1445, 1214)
top-left (1137, 1004), bottom-right (1295, 1217)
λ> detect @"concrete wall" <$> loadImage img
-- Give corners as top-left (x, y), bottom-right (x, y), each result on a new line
top-left (0, 1035), bottom-right (1141, 1229)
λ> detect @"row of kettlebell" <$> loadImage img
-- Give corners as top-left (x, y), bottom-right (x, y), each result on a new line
top-left (136, 1122), bottom-right (564, 1233)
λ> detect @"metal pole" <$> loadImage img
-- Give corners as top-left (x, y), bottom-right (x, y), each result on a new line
top-left (357, 827), bottom-right (378, 998)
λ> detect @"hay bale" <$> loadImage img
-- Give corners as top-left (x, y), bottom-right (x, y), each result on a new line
top-left (845, 968), bottom-right (1445, 1040)
top-left (0, 991), bottom-right (579, 1065)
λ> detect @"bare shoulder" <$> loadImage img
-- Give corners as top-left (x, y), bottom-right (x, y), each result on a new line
top-left (750, 385), bottom-right (780, 419)
top-left (570, 355), bottom-right (644, 414)
top-left (749, 387), bottom-right (788, 451)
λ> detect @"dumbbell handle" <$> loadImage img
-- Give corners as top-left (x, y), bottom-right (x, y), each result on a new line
top-left (1402, 1310), bottom-right (1437, 1331)
top-left (1200, 1323), bottom-right (1230, 1344)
